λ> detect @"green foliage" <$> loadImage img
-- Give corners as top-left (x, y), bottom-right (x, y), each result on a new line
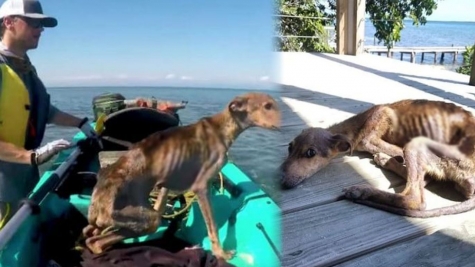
top-left (275, 0), bottom-right (334, 52)
top-left (277, 0), bottom-right (441, 52)
top-left (456, 44), bottom-right (474, 75)
top-left (365, 0), bottom-right (439, 49)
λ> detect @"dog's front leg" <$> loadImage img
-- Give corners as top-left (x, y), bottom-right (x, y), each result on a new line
top-left (192, 157), bottom-right (235, 261)
top-left (196, 187), bottom-right (235, 260)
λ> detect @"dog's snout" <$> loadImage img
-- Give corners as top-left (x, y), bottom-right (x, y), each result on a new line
top-left (281, 180), bottom-right (295, 190)
top-left (280, 163), bottom-right (302, 190)
top-left (280, 173), bottom-right (301, 190)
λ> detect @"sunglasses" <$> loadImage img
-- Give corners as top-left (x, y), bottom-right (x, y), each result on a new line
top-left (14, 16), bottom-right (43, 29)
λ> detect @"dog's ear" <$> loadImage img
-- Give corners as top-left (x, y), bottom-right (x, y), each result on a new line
top-left (228, 96), bottom-right (248, 113)
top-left (330, 134), bottom-right (353, 155)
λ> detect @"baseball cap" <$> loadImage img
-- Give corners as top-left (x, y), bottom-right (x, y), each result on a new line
top-left (0, 0), bottom-right (57, 27)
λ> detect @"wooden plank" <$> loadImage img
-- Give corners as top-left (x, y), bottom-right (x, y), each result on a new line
top-left (279, 155), bottom-right (405, 213)
top-left (281, 200), bottom-right (439, 267)
top-left (282, 189), bottom-right (475, 267)
top-left (335, 227), bottom-right (475, 267)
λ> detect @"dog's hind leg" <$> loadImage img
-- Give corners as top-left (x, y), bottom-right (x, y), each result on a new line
top-left (344, 136), bottom-right (454, 211)
top-left (85, 204), bottom-right (164, 254)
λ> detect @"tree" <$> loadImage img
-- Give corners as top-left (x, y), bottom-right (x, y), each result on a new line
top-left (277, 0), bottom-right (440, 51)
top-left (365, 0), bottom-right (439, 49)
top-left (275, 0), bottom-right (334, 52)
top-left (456, 44), bottom-right (474, 86)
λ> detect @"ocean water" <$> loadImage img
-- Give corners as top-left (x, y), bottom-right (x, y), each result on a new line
top-left (42, 86), bottom-right (282, 199)
top-left (364, 20), bottom-right (475, 70)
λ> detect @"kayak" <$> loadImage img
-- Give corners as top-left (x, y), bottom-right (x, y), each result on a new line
top-left (0, 99), bottom-right (281, 267)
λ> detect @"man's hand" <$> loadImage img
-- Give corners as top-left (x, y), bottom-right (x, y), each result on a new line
top-left (33, 139), bottom-right (73, 165)
top-left (78, 117), bottom-right (103, 150)
top-left (78, 117), bottom-right (97, 138)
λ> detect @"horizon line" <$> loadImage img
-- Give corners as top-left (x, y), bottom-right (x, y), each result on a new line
top-left (364, 17), bottom-right (475, 23)
top-left (47, 84), bottom-right (279, 91)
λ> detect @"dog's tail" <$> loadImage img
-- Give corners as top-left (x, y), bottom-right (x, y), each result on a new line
top-left (353, 198), bottom-right (475, 218)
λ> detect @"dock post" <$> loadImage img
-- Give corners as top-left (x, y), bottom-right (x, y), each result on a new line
top-left (421, 52), bottom-right (425, 63)
top-left (411, 52), bottom-right (415, 63)
top-left (453, 51), bottom-right (458, 64)
top-left (336, 0), bottom-right (366, 56)
top-left (440, 53), bottom-right (445, 64)
top-left (434, 52), bottom-right (437, 64)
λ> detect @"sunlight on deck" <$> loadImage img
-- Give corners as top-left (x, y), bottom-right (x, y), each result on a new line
top-left (281, 97), bottom-right (355, 127)
top-left (278, 52), bottom-right (475, 113)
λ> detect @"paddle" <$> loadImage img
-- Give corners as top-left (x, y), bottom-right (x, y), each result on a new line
top-left (0, 143), bottom-right (86, 250)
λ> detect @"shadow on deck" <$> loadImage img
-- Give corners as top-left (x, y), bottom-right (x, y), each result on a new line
top-left (276, 52), bottom-right (475, 267)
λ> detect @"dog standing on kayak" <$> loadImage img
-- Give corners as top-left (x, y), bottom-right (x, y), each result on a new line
top-left (82, 92), bottom-right (281, 260)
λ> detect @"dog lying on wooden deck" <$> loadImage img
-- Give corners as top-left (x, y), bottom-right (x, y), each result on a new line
top-left (82, 92), bottom-right (281, 260)
top-left (280, 99), bottom-right (475, 218)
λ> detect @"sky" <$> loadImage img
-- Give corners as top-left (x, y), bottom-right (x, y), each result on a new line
top-left (25, 0), bottom-right (277, 90)
top-left (427, 0), bottom-right (475, 22)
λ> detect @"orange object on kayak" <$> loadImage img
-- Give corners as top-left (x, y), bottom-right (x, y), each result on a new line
top-left (132, 97), bottom-right (187, 114)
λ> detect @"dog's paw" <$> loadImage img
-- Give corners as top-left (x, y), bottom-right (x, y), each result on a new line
top-left (342, 185), bottom-right (374, 200)
top-left (85, 238), bottom-right (105, 255)
top-left (373, 152), bottom-right (391, 167)
top-left (215, 249), bottom-right (236, 261)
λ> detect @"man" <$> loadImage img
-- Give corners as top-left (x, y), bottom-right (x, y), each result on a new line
top-left (0, 0), bottom-right (98, 228)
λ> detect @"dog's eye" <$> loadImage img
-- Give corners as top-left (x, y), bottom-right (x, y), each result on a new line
top-left (306, 148), bottom-right (316, 158)
top-left (288, 143), bottom-right (293, 153)
top-left (264, 102), bottom-right (273, 110)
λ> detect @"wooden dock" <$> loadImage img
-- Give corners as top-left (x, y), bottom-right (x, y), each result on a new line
top-left (277, 51), bottom-right (475, 267)
top-left (364, 45), bottom-right (467, 64)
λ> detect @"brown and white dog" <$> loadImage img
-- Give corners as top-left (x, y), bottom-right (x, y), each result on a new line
top-left (82, 92), bottom-right (281, 260)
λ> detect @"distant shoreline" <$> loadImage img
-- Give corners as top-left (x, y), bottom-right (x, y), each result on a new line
top-left (365, 18), bottom-right (475, 24)
top-left (47, 85), bottom-right (280, 91)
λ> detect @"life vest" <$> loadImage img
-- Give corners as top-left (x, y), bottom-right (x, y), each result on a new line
top-left (0, 63), bottom-right (31, 148)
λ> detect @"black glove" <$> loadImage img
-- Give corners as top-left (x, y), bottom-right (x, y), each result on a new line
top-left (77, 117), bottom-right (103, 150)
top-left (76, 136), bottom-right (102, 154)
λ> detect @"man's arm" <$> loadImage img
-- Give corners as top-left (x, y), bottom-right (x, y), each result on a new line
top-left (48, 104), bottom-right (83, 128)
top-left (0, 140), bottom-right (31, 164)
top-left (48, 104), bottom-right (99, 141)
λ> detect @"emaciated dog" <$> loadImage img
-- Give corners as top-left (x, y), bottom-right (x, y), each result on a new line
top-left (280, 99), bottom-right (475, 218)
top-left (82, 92), bottom-right (281, 260)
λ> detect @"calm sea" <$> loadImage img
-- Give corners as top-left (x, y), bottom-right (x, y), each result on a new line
top-left (41, 86), bottom-right (282, 199)
top-left (364, 20), bottom-right (475, 70)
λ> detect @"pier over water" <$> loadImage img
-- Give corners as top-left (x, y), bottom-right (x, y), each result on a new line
top-left (364, 46), bottom-right (468, 64)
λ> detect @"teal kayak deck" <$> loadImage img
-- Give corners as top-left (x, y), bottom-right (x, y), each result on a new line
top-left (0, 130), bottom-right (281, 267)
